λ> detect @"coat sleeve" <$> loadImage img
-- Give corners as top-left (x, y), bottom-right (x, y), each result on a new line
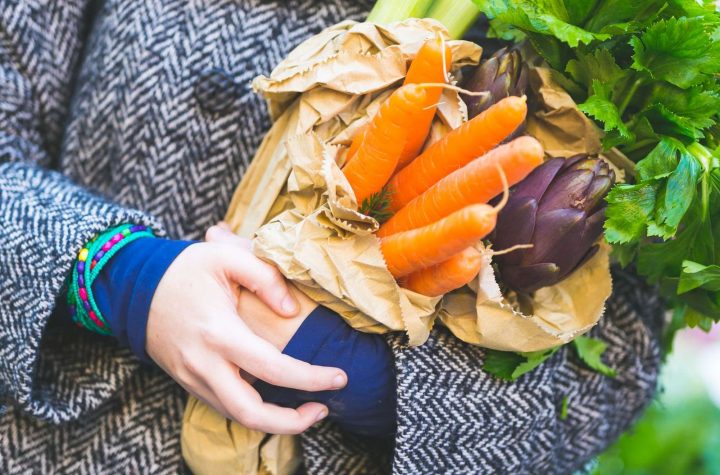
top-left (300, 268), bottom-right (664, 475)
top-left (0, 1), bottom-right (163, 423)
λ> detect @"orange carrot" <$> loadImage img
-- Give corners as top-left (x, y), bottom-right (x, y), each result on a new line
top-left (344, 35), bottom-right (452, 171)
top-left (342, 84), bottom-right (428, 205)
top-left (397, 34), bottom-right (453, 167)
top-left (378, 136), bottom-right (543, 237)
top-left (402, 247), bottom-right (482, 297)
top-left (387, 95), bottom-right (528, 211)
top-left (344, 124), bottom-right (368, 167)
top-left (381, 204), bottom-right (497, 278)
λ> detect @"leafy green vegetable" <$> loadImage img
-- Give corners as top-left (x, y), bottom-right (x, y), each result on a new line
top-left (566, 49), bottom-right (626, 92)
top-left (579, 81), bottom-right (634, 144)
top-left (604, 183), bottom-right (656, 244)
top-left (483, 336), bottom-right (617, 380)
top-left (572, 336), bottom-right (617, 377)
top-left (648, 85), bottom-right (720, 138)
top-left (483, 347), bottom-right (558, 381)
top-left (631, 17), bottom-right (720, 89)
top-left (636, 138), bottom-right (680, 180)
top-left (678, 260), bottom-right (720, 293)
top-left (649, 151), bottom-right (701, 238)
top-left (473, 0), bottom-right (720, 336)
top-left (559, 395), bottom-right (569, 420)
top-left (477, 0), bottom-right (609, 47)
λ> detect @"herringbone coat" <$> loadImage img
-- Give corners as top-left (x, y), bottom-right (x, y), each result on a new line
top-left (0, 1), bottom-right (663, 473)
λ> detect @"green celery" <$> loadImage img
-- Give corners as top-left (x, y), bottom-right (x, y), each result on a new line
top-left (425, 0), bottom-right (481, 39)
top-left (366, 0), bottom-right (435, 24)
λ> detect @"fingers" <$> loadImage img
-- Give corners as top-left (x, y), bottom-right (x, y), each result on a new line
top-left (206, 224), bottom-right (298, 317)
top-left (219, 320), bottom-right (347, 392)
top-left (223, 248), bottom-right (299, 317)
top-left (210, 360), bottom-right (330, 434)
top-left (205, 224), bottom-right (251, 249)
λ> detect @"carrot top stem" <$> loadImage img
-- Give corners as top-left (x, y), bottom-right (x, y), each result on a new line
top-left (439, 34), bottom-right (449, 83)
top-left (489, 243), bottom-right (533, 256)
top-left (416, 82), bottom-right (490, 98)
top-left (492, 162), bottom-right (510, 213)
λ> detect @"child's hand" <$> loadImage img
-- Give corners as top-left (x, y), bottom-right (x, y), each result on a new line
top-left (145, 226), bottom-right (347, 435)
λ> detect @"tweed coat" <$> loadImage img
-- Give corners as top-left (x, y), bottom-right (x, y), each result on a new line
top-left (0, 1), bottom-right (664, 473)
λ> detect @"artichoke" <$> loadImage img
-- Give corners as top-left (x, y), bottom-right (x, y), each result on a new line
top-left (462, 46), bottom-right (528, 119)
top-left (491, 155), bottom-right (615, 293)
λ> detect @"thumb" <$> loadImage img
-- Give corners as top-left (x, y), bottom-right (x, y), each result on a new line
top-left (222, 246), bottom-right (299, 317)
top-left (205, 224), bottom-right (252, 249)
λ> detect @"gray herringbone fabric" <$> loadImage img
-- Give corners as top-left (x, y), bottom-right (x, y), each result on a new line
top-left (0, 1), bottom-right (663, 474)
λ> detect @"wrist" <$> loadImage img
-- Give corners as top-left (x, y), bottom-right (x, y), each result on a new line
top-left (67, 224), bottom-right (155, 334)
top-left (236, 284), bottom-right (318, 351)
top-left (67, 223), bottom-right (196, 362)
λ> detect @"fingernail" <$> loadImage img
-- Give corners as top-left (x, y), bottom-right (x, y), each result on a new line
top-left (282, 295), bottom-right (297, 314)
top-left (332, 373), bottom-right (346, 389)
top-left (218, 221), bottom-right (231, 231)
top-left (315, 409), bottom-right (328, 423)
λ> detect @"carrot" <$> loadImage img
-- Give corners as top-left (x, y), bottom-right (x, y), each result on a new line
top-left (378, 136), bottom-right (543, 237)
top-left (344, 124), bottom-right (368, 167)
top-left (402, 247), bottom-right (482, 297)
top-left (397, 34), bottom-right (453, 167)
top-left (344, 36), bottom-right (452, 172)
top-left (386, 95), bottom-right (528, 211)
top-left (342, 84), bottom-right (428, 205)
top-left (381, 204), bottom-right (497, 278)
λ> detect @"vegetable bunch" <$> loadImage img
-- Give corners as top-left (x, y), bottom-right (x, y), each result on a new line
top-left (342, 36), bottom-right (544, 297)
top-left (468, 0), bottom-right (720, 334)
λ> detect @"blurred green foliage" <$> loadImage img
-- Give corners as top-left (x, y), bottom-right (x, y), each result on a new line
top-left (593, 398), bottom-right (720, 475)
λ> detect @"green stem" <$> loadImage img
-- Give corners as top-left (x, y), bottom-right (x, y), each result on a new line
top-left (688, 142), bottom-right (713, 172)
top-left (617, 77), bottom-right (644, 117)
top-left (367, 0), bottom-right (435, 24)
top-left (425, 0), bottom-right (482, 39)
top-left (687, 142), bottom-right (714, 221)
top-left (620, 138), bottom-right (656, 155)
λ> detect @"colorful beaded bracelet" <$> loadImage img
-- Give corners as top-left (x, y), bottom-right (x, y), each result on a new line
top-left (68, 224), bottom-right (154, 335)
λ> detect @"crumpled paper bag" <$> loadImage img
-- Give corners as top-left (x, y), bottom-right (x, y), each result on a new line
top-left (181, 396), bottom-right (300, 475)
top-left (440, 243), bottom-right (612, 352)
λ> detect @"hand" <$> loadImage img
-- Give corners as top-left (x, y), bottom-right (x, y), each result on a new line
top-left (146, 225), bottom-right (347, 434)
top-left (205, 224), bottom-right (320, 351)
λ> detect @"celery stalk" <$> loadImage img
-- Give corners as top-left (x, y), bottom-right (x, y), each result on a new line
top-left (425, 0), bottom-right (481, 39)
top-left (367, 0), bottom-right (435, 24)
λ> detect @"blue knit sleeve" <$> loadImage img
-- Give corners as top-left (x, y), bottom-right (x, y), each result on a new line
top-left (254, 306), bottom-right (397, 437)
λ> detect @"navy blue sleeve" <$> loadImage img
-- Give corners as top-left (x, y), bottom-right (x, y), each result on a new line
top-left (254, 306), bottom-right (398, 438)
top-left (93, 238), bottom-right (195, 362)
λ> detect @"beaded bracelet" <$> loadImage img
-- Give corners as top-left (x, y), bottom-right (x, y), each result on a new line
top-left (68, 224), bottom-right (154, 335)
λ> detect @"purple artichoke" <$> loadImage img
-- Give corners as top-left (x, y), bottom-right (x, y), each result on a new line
top-left (491, 155), bottom-right (615, 293)
top-left (462, 46), bottom-right (529, 119)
